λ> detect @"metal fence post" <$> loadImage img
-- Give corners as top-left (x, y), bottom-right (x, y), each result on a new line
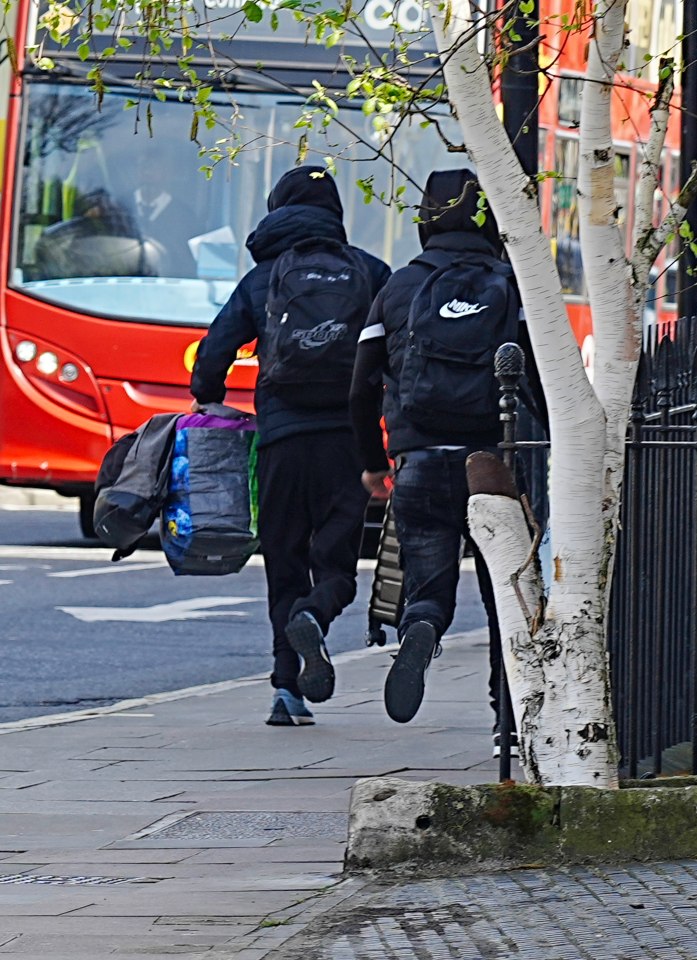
top-left (652, 339), bottom-right (672, 776)
top-left (626, 386), bottom-right (645, 779)
top-left (494, 342), bottom-right (525, 781)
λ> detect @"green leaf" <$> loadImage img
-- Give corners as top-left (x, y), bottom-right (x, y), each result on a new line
top-left (243, 1), bottom-right (263, 23)
top-left (473, 210), bottom-right (486, 227)
top-left (77, 42), bottom-right (90, 61)
top-left (519, 0), bottom-right (534, 13)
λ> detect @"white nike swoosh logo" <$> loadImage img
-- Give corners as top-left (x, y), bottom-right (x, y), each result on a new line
top-left (439, 303), bottom-right (489, 318)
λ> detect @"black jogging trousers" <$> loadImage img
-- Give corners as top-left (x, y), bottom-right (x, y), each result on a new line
top-left (256, 429), bottom-right (369, 695)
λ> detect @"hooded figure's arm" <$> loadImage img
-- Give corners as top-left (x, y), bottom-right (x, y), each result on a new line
top-left (350, 293), bottom-right (391, 476)
top-left (190, 272), bottom-right (259, 404)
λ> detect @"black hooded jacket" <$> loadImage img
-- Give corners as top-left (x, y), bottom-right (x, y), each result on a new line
top-left (349, 169), bottom-right (546, 469)
top-left (190, 166), bottom-right (390, 447)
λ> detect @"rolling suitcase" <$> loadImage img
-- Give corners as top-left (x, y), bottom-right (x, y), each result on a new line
top-left (366, 495), bottom-right (404, 646)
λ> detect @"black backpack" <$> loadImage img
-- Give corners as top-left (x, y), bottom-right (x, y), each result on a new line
top-left (399, 251), bottom-right (519, 434)
top-left (262, 237), bottom-right (372, 407)
top-left (93, 413), bottom-right (182, 560)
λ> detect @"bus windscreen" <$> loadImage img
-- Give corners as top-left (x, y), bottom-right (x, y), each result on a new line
top-left (12, 82), bottom-right (464, 326)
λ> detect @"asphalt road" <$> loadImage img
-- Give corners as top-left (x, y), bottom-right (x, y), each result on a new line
top-left (0, 503), bottom-right (490, 724)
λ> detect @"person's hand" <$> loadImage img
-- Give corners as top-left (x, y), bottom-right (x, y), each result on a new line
top-left (190, 399), bottom-right (203, 413)
top-left (361, 469), bottom-right (392, 500)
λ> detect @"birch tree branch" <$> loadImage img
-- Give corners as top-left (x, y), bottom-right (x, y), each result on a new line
top-left (633, 60), bottom-right (675, 283)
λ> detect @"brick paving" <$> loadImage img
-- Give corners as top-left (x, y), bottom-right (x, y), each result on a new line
top-left (276, 863), bottom-right (697, 959)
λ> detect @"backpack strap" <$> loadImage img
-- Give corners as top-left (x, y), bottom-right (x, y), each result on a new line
top-left (288, 237), bottom-right (347, 256)
top-left (410, 249), bottom-right (455, 272)
top-left (412, 248), bottom-right (515, 279)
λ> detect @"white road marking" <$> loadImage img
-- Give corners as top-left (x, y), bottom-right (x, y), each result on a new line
top-left (50, 561), bottom-right (168, 578)
top-left (57, 596), bottom-right (264, 623)
top-left (0, 580), bottom-right (11, 586)
top-left (0, 546), bottom-right (164, 562)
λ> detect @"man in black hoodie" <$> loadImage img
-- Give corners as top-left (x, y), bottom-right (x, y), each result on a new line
top-left (350, 168), bottom-right (545, 746)
top-left (191, 165), bottom-right (390, 727)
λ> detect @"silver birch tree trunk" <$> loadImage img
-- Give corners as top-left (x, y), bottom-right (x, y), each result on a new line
top-left (429, 0), bottom-right (655, 786)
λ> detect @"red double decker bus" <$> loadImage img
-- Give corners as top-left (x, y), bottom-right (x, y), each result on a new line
top-left (0, 0), bottom-right (682, 532)
top-left (0, 0), bottom-right (460, 534)
top-left (535, 0), bottom-right (682, 375)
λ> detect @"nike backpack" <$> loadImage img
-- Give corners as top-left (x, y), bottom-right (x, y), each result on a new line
top-left (263, 237), bottom-right (372, 407)
top-left (399, 253), bottom-right (520, 434)
top-left (160, 404), bottom-right (259, 576)
top-left (93, 412), bottom-right (182, 560)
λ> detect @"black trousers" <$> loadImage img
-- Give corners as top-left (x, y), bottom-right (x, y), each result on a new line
top-left (391, 447), bottom-right (503, 727)
top-left (257, 430), bottom-right (369, 695)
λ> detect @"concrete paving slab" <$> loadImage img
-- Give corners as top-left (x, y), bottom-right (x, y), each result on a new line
top-left (13, 780), bottom-right (188, 802)
top-left (0, 933), bottom-right (235, 954)
top-left (0, 849), bottom-right (196, 864)
top-left (183, 847), bottom-right (345, 865)
top-left (0, 628), bottom-right (523, 956)
top-left (72, 890), bottom-right (299, 917)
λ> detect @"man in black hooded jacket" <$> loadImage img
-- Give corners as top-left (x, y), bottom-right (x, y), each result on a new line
top-left (350, 169), bottom-right (545, 748)
top-left (191, 165), bottom-right (390, 727)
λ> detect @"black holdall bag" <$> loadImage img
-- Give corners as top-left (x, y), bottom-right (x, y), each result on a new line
top-left (93, 412), bottom-right (182, 560)
top-left (262, 237), bottom-right (372, 407)
top-left (399, 251), bottom-right (520, 434)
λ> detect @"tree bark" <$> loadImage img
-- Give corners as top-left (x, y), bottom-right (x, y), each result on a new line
top-left (431, 0), bottom-right (617, 785)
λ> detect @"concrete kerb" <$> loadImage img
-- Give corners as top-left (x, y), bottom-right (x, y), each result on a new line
top-left (345, 775), bottom-right (697, 874)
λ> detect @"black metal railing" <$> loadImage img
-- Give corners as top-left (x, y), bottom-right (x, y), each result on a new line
top-left (496, 317), bottom-right (697, 780)
top-left (609, 317), bottom-right (697, 779)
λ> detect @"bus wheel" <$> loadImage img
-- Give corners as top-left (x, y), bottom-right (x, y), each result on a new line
top-left (79, 493), bottom-right (98, 539)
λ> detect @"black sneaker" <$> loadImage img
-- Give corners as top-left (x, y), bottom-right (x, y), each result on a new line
top-left (384, 621), bottom-right (438, 723)
top-left (493, 731), bottom-right (520, 758)
top-left (286, 612), bottom-right (335, 704)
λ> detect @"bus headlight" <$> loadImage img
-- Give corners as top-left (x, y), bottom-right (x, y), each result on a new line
top-left (36, 351), bottom-right (60, 375)
top-left (59, 363), bottom-right (80, 383)
top-left (7, 330), bottom-right (106, 421)
top-left (15, 339), bottom-right (37, 362)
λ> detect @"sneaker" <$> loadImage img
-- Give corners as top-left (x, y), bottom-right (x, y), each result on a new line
top-left (384, 621), bottom-right (439, 723)
top-left (493, 731), bottom-right (520, 759)
top-left (266, 688), bottom-right (315, 726)
top-left (286, 612), bottom-right (335, 704)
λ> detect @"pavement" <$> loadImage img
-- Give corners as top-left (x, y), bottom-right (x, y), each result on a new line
top-left (1, 623), bottom-right (697, 960)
